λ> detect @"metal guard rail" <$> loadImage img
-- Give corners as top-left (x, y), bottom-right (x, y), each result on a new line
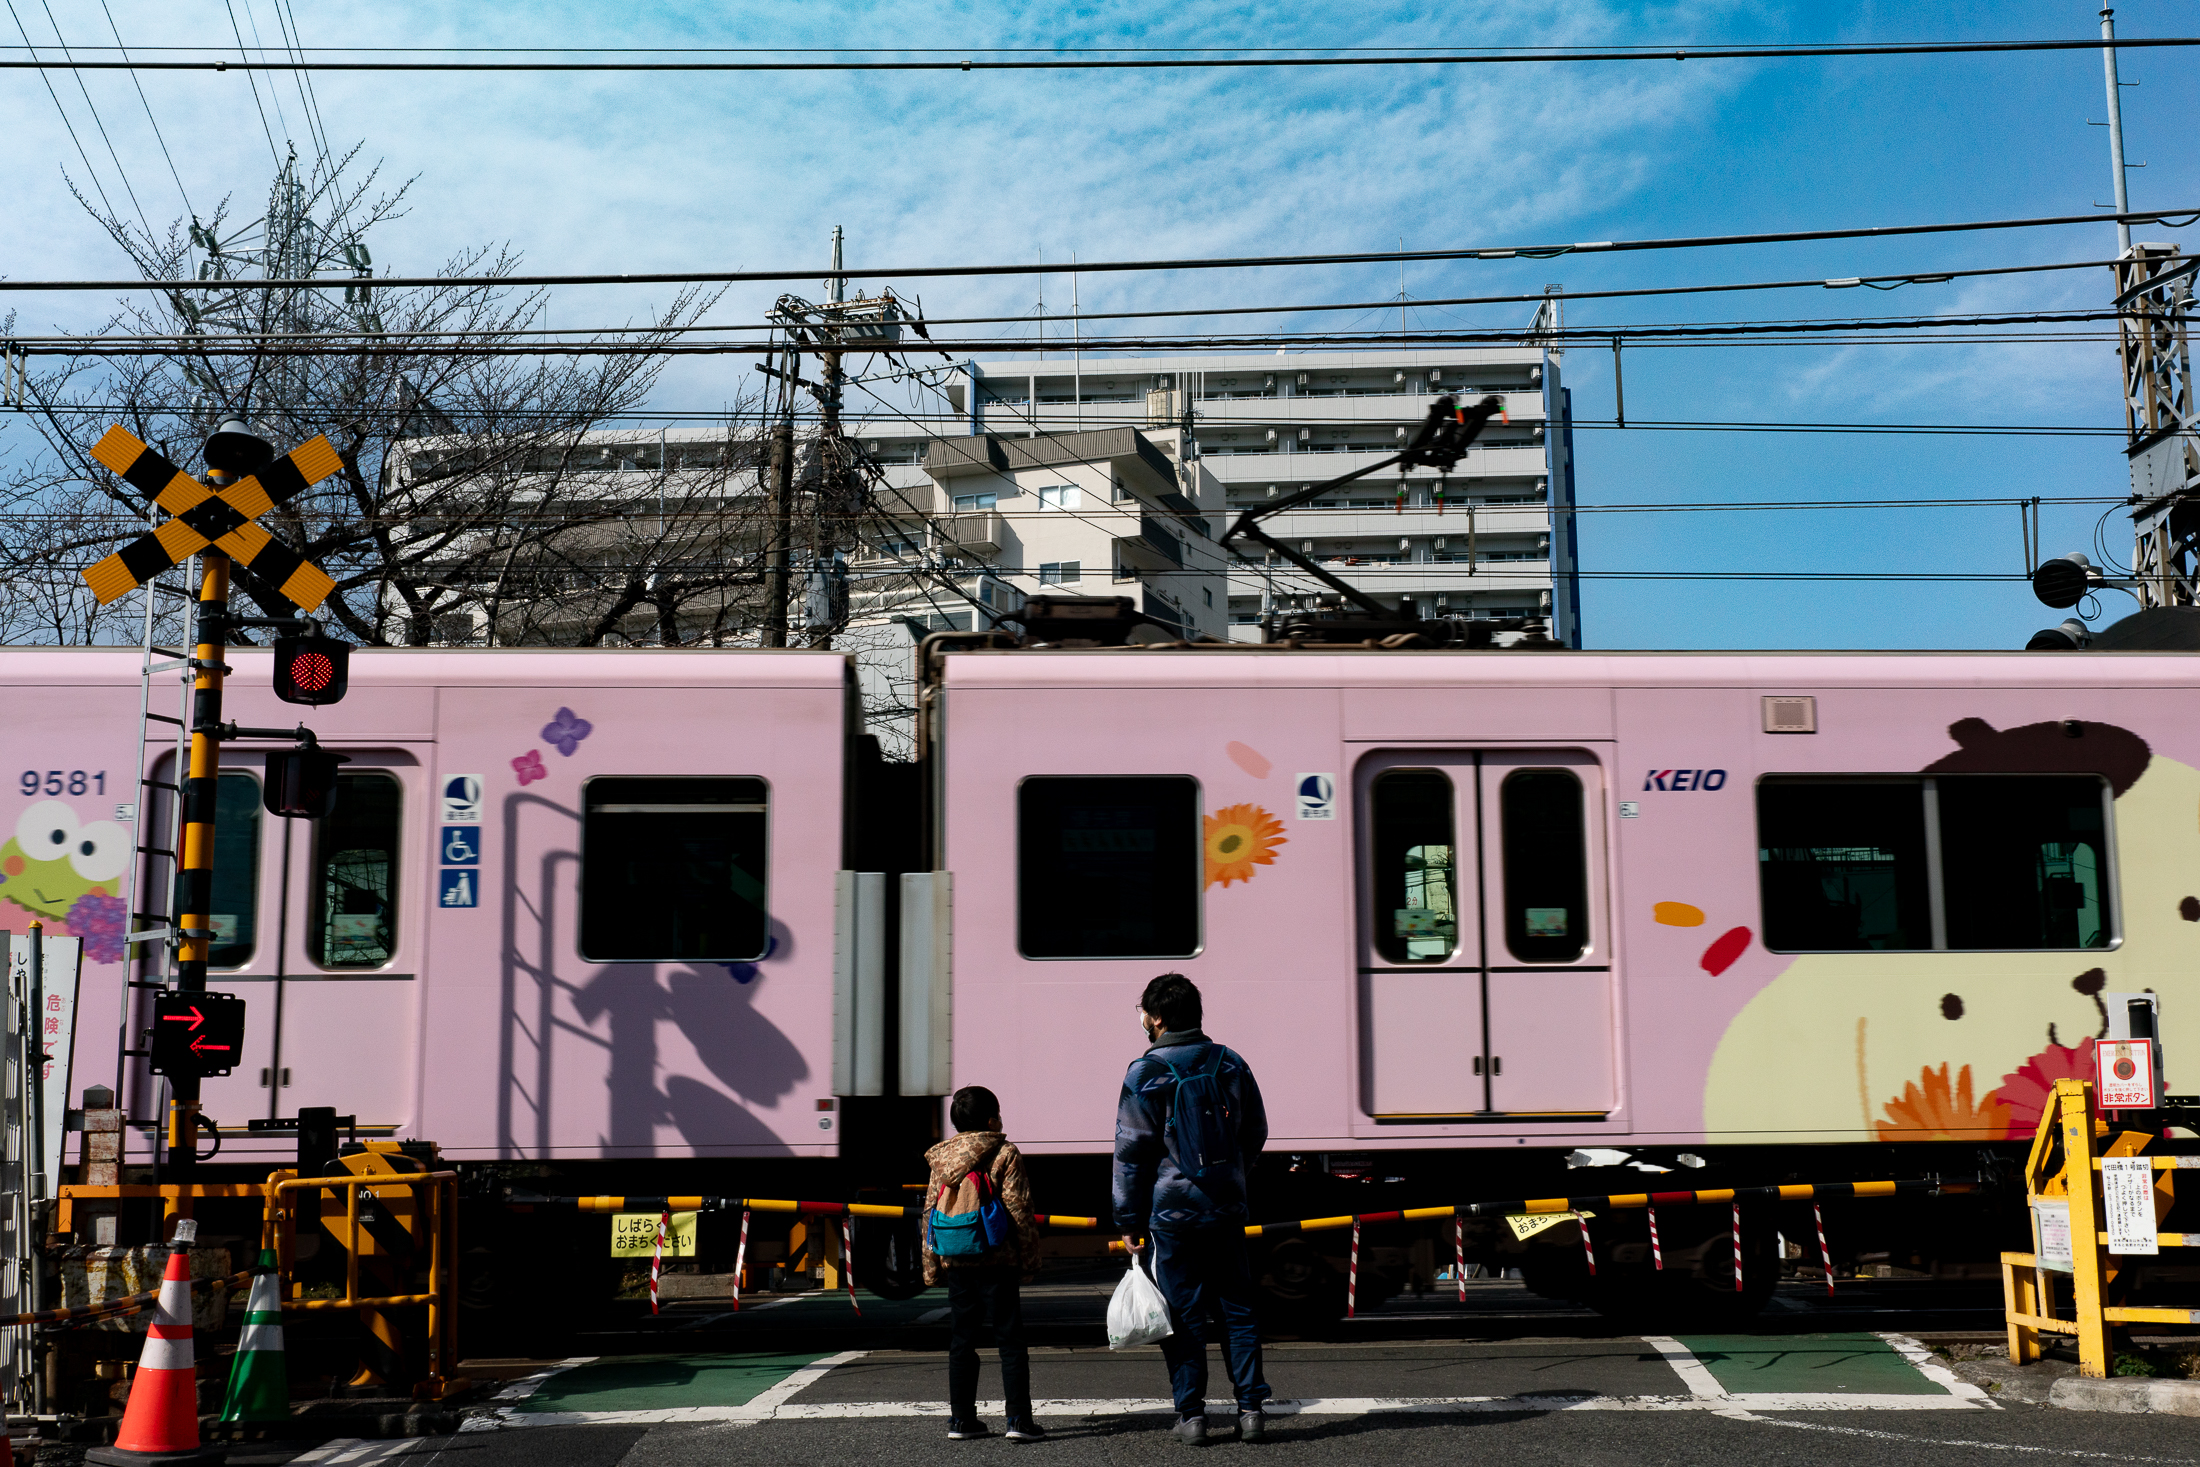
top-left (4, 1268), bottom-right (250, 1331)
top-left (511, 1178), bottom-right (1937, 1236)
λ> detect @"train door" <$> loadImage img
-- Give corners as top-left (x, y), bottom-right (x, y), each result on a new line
top-left (1357, 749), bottom-right (1615, 1120)
top-left (266, 755), bottom-right (422, 1130)
top-left (139, 752), bottom-right (421, 1140)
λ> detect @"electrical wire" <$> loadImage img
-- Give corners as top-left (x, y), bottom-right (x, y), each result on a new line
top-left (5, 35), bottom-right (2199, 70)
top-left (3, 207), bottom-right (2189, 293)
top-left (35, 0), bottom-right (153, 239)
top-left (221, 0), bottom-right (283, 166)
top-left (96, 0), bottom-right (190, 219)
top-left (6, 0), bottom-right (120, 223)
top-left (0, 253), bottom-right (2142, 345)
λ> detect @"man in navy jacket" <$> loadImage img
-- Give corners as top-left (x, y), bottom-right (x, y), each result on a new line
top-left (1114, 973), bottom-right (1272, 1444)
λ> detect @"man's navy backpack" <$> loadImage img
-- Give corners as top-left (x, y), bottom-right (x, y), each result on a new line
top-left (1159, 1047), bottom-right (1241, 1201)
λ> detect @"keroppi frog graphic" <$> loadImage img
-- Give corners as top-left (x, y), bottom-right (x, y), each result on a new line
top-left (0, 799), bottom-right (129, 962)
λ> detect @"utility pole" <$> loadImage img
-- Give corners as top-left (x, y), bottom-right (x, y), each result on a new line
top-left (2100, 8), bottom-right (2134, 258)
top-left (763, 343), bottom-right (796, 648)
top-left (811, 228), bottom-right (848, 649)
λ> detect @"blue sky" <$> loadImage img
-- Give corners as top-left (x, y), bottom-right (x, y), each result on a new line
top-left (3, 1), bottom-right (2194, 649)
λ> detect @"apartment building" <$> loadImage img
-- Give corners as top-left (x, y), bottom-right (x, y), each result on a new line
top-left (849, 345), bottom-right (1580, 647)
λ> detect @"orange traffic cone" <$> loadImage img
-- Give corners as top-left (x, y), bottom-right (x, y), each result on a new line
top-left (87, 1218), bottom-right (224, 1467)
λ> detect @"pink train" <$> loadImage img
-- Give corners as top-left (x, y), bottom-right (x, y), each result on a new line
top-left (7, 638), bottom-right (2193, 1314)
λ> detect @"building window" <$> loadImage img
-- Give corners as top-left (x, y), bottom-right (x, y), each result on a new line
top-left (1757, 776), bottom-right (2113, 952)
top-left (310, 772), bottom-right (401, 969)
top-left (1018, 776), bottom-right (1200, 958)
top-left (1038, 484), bottom-right (1081, 511)
top-left (952, 491), bottom-right (998, 511)
top-left (1039, 561), bottom-right (1082, 585)
top-left (581, 778), bottom-right (769, 961)
top-left (1202, 587), bottom-right (1213, 607)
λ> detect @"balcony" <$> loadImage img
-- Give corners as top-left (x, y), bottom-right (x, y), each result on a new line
top-left (940, 510), bottom-right (1006, 554)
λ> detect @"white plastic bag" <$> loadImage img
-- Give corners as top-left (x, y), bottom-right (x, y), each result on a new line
top-left (1107, 1256), bottom-right (1174, 1350)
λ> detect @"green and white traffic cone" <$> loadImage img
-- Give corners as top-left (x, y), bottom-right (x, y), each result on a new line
top-left (219, 1251), bottom-right (289, 1424)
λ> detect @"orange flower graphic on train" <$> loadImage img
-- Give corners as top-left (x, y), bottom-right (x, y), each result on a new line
top-left (1203, 803), bottom-right (1286, 889)
top-left (1875, 1062), bottom-right (2011, 1142)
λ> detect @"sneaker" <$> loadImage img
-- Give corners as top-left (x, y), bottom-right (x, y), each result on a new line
top-left (948, 1419), bottom-right (990, 1440)
top-left (1238, 1410), bottom-right (1265, 1443)
top-left (1172, 1415), bottom-right (1209, 1446)
top-left (1006, 1419), bottom-right (1049, 1443)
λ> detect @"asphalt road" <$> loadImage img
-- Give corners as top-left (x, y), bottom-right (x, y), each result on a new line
top-left (45, 1275), bottom-right (2200, 1467)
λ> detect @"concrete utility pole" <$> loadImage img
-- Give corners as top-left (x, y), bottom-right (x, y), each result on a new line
top-left (810, 228), bottom-right (848, 649)
top-left (2101, 8), bottom-right (2135, 258)
top-left (763, 346), bottom-right (796, 648)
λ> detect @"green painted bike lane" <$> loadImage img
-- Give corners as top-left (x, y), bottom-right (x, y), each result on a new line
top-left (516, 1289), bottom-right (948, 1415)
top-left (1673, 1333), bottom-right (1954, 1396)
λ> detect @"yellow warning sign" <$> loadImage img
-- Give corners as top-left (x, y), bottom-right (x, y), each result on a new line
top-left (611, 1211), bottom-right (698, 1257)
top-left (1505, 1210), bottom-right (1590, 1241)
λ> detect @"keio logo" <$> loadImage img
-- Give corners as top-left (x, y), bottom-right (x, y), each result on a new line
top-left (1643, 769), bottom-right (1728, 791)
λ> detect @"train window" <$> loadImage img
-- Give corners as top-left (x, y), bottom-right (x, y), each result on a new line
top-left (1757, 782), bottom-right (1931, 951)
top-left (209, 773), bottom-right (260, 968)
top-left (580, 778), bottom-right (769, 961)
top-left (1500, 768), bottom-right (1589, 963)
top-left (1370, 769), bottom-right (1457, 963)
top-left (1018, 776), bottom-right (1199, 959)
top-left (309, 772), bottom-right (401, 968)
top-left (1937, 777), bottom-right (2112, 950)
top-left (1758, 776), bottom-right (2113, 952)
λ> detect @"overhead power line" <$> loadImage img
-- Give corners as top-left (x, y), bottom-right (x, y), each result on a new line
top-left (3, 35), bottom-right (2198, 70)
top-left (0, 254), bottom-right (2145, 345)
top-left (2, 208), bottom-right (2190, 294)
top-left (2, 310), bottom-right (2150, 357)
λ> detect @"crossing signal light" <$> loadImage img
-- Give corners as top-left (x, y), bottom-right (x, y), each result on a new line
top-left (273, 634), bottom-right (349, 705)
top-left (263, 744), bottom-right (349, 819)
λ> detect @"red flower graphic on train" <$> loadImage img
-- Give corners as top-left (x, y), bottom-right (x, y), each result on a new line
top-left (1990, 1041), bottom-right (2095, 1140)
top-left (512, 750), bottom-right (547, 786)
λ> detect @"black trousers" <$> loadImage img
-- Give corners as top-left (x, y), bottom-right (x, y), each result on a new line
top-left (946, 1266), bottom-right (1031, 1422)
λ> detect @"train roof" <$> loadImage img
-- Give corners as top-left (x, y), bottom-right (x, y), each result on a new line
top-left (940, 645), bottom-right (2200, 691)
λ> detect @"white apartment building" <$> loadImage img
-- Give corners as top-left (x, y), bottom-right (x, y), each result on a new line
top-left (849, 345), bottom-right (1580, 648)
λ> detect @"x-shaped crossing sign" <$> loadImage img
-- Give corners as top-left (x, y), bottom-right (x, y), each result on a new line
top-left (81, 425), bottom-right (342, 610)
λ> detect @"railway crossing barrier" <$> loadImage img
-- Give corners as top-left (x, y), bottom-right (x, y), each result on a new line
top-left (2003, 1075), bottom-right (2195, 1378)
top-left (517, 1176), bottom-right (1934, 1308)
top-left (51, 1145), bottom-right (466, 1403)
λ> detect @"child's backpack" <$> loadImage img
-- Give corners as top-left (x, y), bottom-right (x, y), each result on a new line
top-left (1158, 1046), bottom-right (1241, 1202)
top-left (928, 1167), bottom-right (1012, 1258)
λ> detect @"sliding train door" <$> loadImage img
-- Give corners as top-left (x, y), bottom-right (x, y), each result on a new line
top-left (1357, 748), bottom-right (1615, 1121)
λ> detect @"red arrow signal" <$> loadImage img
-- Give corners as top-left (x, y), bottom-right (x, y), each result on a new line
top-left (188, 1034), bottom-right (231, 1054)
top-left (160, 1005), bottom-right (206, 1031)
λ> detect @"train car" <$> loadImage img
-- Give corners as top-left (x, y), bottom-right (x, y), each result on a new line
top-left (927, 639), bottom-right (2200, 1309)
top-left (1, 647), bottom-right (863, 1174)
top-left (5, 635), bottom-right (2194, 1322)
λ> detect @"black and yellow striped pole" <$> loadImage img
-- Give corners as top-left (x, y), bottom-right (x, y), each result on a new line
top-left (166, 542), bottom-right (232, 1177)
top-left (77, 417), bottom-right (344, 1181)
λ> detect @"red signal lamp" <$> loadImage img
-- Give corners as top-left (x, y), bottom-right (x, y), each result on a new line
top-left (264, 743), bottom-right (349, 819)
top-left (273, 633), bottom-right (349, 706)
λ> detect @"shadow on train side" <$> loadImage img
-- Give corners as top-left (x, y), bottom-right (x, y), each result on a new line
top-left (496, 790), bottom-right (806, 1159)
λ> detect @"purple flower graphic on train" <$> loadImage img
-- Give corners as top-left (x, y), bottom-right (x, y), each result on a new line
top-left (66, 891), bottom-right (127, 965)
top-left (512, 750), bottom-right (547, 786)
top-left (542, 707), bottom-right (593, 757)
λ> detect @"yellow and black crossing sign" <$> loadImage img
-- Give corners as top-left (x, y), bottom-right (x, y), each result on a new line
top-left (80, 425), bottom-right (343, 609)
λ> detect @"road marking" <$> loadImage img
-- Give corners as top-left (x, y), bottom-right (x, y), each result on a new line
top-left (484, 1350), bottom-right (870, 1428)
top-left (1640, 1335), bottom-right (1726, 1398)
top-left (1733, 1414), bottom-right (2196, 1462)
top-left (479, 1391), bottom-right (1991, 1426)
top-left (289, 1442), bottom-right (438, 1465)
top-left (1876, 1332), bottom-right (1993, 1401)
